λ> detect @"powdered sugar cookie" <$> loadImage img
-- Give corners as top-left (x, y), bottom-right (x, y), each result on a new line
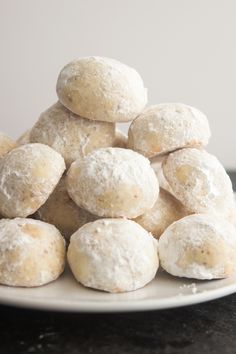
top-left (162, 148), bottom-right (234, 218)
top-left (128, 103), bottom-right (210, 157)
top-left (68, 219), bottom-right (158, 293)
top-left (0, 143), bottom-right (66, 218)
top-left (66, 147), bottom-right (159, 218)
top-left (56, 57), bottom-right (147, 122)
top-left (30, 102), bottom-right (116, 167)
top-left (159, 214), bottom-right (236, 279)
top-left (0, 132), bottom-right (15, 157)
top-left (134, 189), bottom-right (189, 239)
top-left (37, 176), bottom-right (98, 241)
top-left (0, 218), bottom-right (65, 287)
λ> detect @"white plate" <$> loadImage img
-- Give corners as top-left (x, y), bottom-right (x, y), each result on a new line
top-left (0, 267), bottom-right (236, 312)
top-left (1, 193), bottom-right (236, 313)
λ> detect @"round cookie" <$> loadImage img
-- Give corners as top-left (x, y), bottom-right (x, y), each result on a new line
top-left (162, 148), bottom-right (234, 218)
top-left (0, 132), bottom-right (15, 157)
top-left (128, 103), bottom-right (211, 157)
top-left (113, 129), bottom-right (128, 148)
top-left (37, 176), bottom-right (98, 241)
top-left (159, 214), bottom-right (236, 279)
top-left (30, 102), bottom-right (116, 167)
top-left (68, 219), bottom-right (158, 293)
top-left (56, 56), bottom-right (147, 123)
top-left (134, 188), bottom-right (189, 239)
top-left (16, 130), bottom-right (31, 146)
top-left (66, 147), bottom-right (159, 218)
top-left (0, 218), bottom-right (65, 287)
top-left (0, 143), bottom-right (66, 218)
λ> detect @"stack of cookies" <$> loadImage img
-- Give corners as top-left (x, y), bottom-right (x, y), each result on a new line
top-left (0, 56), bottom-right (235, 293)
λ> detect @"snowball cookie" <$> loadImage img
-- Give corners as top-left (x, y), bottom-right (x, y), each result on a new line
top-left (0, 143), bottom-right (66, 218)
top-left (0, 132), bottom-right (15, 157)
top-left (30, 102), bottom-right (116, 167)
top-left (113, 129), bottom-right (128, 148)
top-left (67, 147), bottom-right (159, 218)
top-left (68, 219), bottom-right (158, 293)
top-left (56, 56), bottom-right (147, 123)
top-left (159, 214), bottom-right (236, 279)
top-left (162, 148), bottom-right (234, 218)
top-left (128, 103), bottom-right (211, 157)
top-left (16, 129), bottom-right (31, 146)
top-left (37, 176), bottom-right (98, 241)
top-left (0, 218), bottom-right (65, 287)
top-left (134, 189), bottom-right (189, 239)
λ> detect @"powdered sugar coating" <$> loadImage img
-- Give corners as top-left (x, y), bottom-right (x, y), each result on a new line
top-left (159, 214), bottom-right (236, 279)
top-left (134, 188), bottom-right (189, 239)
top-left (162, 148), bottom-right (234, 218)
top-left (0, 143), bottom-right (66, 218)
top-left (0, 218), bottom-right (65, 287)
top-left (66, 147), bottom-right (159, 218)
top-left (56, 56), bottom-right (147, 122)
top-left (68, 218), bottom-right (158, 293)
top-left (30, 102), bottom-right (116, 167)
top-left (0, 132), bottom-right (15, 157)
top-left (128, 103), bottom-right (211, 157)
top-left (37, 176), bottom-right (98, 241)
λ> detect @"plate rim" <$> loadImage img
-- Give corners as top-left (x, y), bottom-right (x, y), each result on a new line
top-left (0, 278), bottom-right (236, 313)
top-left (0, 193), bottom-right (236, 313)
